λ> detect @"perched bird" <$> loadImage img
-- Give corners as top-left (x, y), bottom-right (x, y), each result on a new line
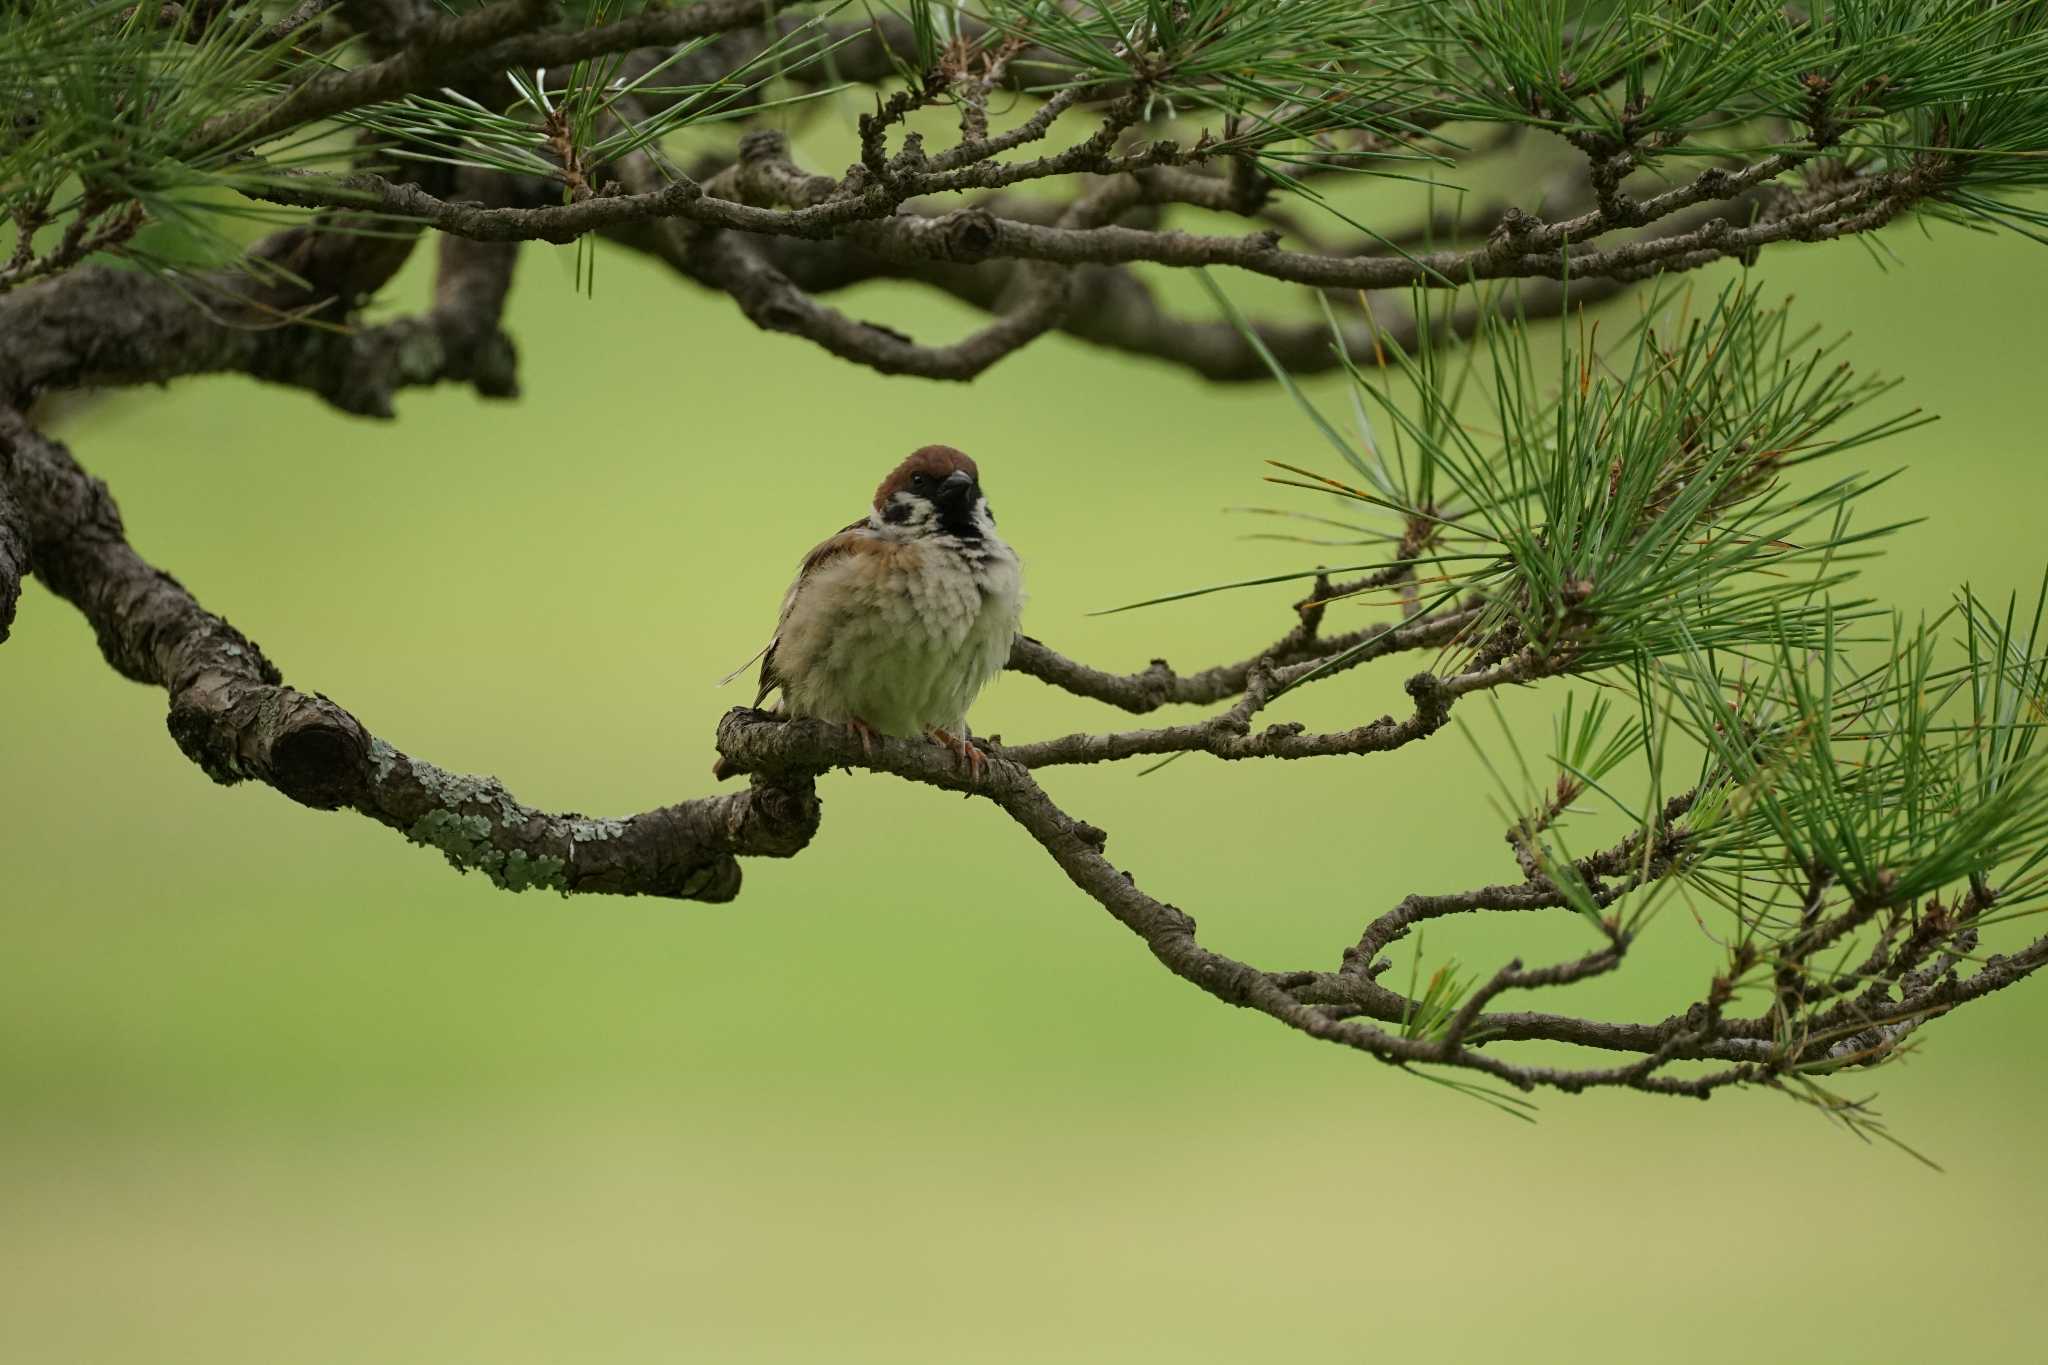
top-left (713, 445), bottom-right (1023, 779)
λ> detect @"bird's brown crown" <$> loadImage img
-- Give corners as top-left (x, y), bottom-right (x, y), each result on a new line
top-left (873, 445), bottom-right (979, 510)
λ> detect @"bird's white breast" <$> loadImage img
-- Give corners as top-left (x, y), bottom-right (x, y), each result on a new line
top-left (775, 532), bottom-right (1022, 737)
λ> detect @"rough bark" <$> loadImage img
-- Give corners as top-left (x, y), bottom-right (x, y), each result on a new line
top-left (0, 412), bottom-right (818, 901)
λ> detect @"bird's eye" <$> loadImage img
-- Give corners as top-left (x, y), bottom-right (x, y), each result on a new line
top-left (910, 473), bottom-right (931, 492)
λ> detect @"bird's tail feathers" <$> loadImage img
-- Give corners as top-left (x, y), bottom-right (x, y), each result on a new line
top-left (715, 642), bottom-right (770, 688)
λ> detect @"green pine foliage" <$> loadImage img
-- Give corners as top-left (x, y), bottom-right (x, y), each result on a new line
top-left (12, 1), bottom-right (2048, 274)
top-left (1197, 274), bottom-right (2048, 1105)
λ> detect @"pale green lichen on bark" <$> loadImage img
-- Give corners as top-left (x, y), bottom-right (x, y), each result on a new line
top-left (369, 744), bottom-right (577, 892)
top-left (406, 807), bottom-right (568, 893)
top-left (568, 816), bottom-right (626, 844)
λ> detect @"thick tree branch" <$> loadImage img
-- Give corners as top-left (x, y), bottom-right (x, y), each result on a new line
top-left (0, 480), bottom-right (27, 643)
top-left (0, 208), bottom-right (519, 415)
top-left (0, 413), bottom-right (817, 900)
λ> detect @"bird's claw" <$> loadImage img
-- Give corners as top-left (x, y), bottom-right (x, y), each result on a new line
top-left (927, 727), bottom-right (988, 782)
top-left (847, 717), bottom-right (880, 760)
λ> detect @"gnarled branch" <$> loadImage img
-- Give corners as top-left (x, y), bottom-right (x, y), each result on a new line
top-left (0, 202), bottom-right (519, 416)
top-left (0, 412), bottom-right (816, 900)
top-left (0, 478), bottom-right (27, 642)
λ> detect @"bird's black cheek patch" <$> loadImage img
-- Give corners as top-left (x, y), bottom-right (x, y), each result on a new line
top-left (881, 499), bottom-right (911, 525)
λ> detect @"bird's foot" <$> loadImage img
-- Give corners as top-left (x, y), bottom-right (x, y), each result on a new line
top-left (847, 716), bottom-right (880, 760)
top-left (927, 727), bottom-right (988, 782)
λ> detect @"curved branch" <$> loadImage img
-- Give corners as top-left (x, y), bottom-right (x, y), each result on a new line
top-left (714, 703), bottom-right (2042, 1100)
top-left (708, 708), bottom-right (1757, 1099)
top-left (247, 139), bottom-right (1910, 297)
top-left (1007, 599), bottom-right (1479, 714)
top-left (1001, 632), bottom-right (1558, 771)
top-left (598, 126), bottom-right (1077, 381)
top-left (0, 479), bottom-right (27, 642)
top-left (739, 236), bottom-right (1629, 381)
top-left (0, 413), bottom-right (817, 900)
top-left (0, 208), bottom-right (516, 415)
top-left (688, 231), bottom-right (1068, 380)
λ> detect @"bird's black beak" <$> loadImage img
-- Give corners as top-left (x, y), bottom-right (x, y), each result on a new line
top-left (936, 469), bottom-right (976, 507)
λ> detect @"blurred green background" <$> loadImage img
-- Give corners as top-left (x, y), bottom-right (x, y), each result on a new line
top-left (6, 196), bottom-right (2048, 1361)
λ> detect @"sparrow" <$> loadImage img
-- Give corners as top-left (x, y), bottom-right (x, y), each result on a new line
top-left (713, 444), bottom-right (1023, 779)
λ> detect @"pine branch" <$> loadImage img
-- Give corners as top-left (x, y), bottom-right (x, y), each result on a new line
top-left (0, 411), bottom-right (818, 899)
top-left (0, 476), bottom-right (27, 642)
top-left (0, 202), bottom-right (512, 415)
